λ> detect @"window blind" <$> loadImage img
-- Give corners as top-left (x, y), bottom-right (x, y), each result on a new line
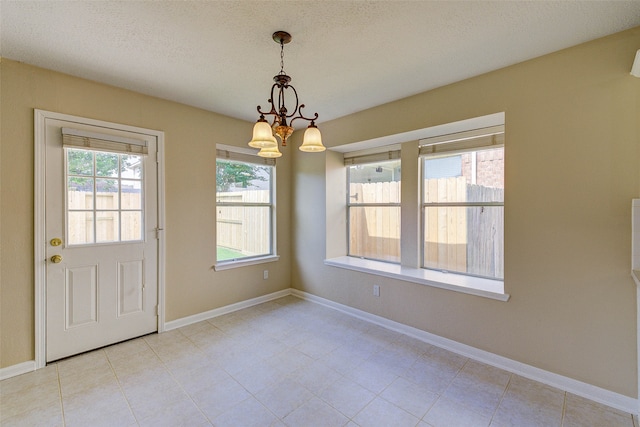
top-left (344, 149), bottom-right (401, 166)
top-left (216, 149), bottom-right (276, 166)
top-left (62, 128), bottom-right (148, 155)
top-left (419, 125), bottom-right (504, 157)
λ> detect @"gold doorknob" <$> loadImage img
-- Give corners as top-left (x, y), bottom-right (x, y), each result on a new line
top-left (50, 255), bottom-right (63, 263)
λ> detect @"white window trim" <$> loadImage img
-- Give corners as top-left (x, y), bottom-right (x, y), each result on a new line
top-left (420, 142), bottom-right (505, 281)
top-left (214, 254), bottom-right (280, 271)
top-left (325, 256), bottom-right (509, 301)
top-left (215, 144), bottom-right (277, 269)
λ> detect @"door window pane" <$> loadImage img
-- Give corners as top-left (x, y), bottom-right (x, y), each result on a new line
top-left (66, 148), bottom-right (144, 245)
top-left (95, 152), bottom-right (119, 177)
top-left (121, 155), bottom-right (143, 179)
top-left (68, 177), bottom-right (94, 208)
top-left (96, 211), bottom-right (119, 243)
top-left (67, 150), bottom-right (93, 175)
top-left (121, 180), bottom-right (142, 209)
top-left (96, 179), bottom-right (118, 209)
top-left (68, 211), bottom-right (94, 245)
top-left (121, 211), bottom-right (142, 241)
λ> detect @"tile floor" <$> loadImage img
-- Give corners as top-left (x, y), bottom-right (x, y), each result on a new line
top-left (1, 296), bottom-right (637, 426)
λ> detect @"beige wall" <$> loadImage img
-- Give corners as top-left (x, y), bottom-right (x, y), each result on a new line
top-left (292, 27), bottom-right (640, 397)
top-left (0, 59), bottom-right (292, 368)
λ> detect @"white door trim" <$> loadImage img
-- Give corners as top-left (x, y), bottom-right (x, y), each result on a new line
top-left (34, 109), bottom-right (166, 368)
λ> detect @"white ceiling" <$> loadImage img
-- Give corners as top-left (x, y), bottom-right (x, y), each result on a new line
top-left (2, 1), bottom-right (640, 125)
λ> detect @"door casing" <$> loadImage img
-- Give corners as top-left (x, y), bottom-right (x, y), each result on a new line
top-left (34, 109), bottom-right (166, 368)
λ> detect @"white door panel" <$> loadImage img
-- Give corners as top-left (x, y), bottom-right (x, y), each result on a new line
top-left (65, 265), bottom-right (98, 327)
top-left (44, 117), bottom-right (158, 362)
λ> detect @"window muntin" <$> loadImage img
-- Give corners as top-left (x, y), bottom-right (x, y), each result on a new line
top-left (66, 148), bottom-right (143, 245)
top-left (421, 147), bottom-right (504, 279)
top-left (347, 159), bottom-right (401, 263)
top-left (216, 159), bottom-right (274, 262)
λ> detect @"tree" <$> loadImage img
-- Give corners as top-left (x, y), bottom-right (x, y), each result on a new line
top-left (216, 160), bottom-right (267, 192)
top-left (67, 149), bottom-right (140, 191)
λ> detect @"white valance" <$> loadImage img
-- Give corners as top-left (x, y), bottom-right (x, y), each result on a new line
top-left (344, 150), bottom-right (401, 166)
top-left (419, 125), bottom-right (504, 157)
top-left (216, 149), bottom-right (276, 166)
top-left (62, 127), bottom-right (148, 155)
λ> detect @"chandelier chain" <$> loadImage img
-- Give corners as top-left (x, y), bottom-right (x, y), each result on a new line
top-left (279, 40), bottom-right (285, 76)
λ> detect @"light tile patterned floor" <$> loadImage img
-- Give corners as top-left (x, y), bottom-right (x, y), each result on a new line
top-left (1, 296), bottom-right (637, 426)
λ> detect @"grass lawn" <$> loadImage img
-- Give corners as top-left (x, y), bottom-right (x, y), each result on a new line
top-left (217, 246), bottom-right (245, 261)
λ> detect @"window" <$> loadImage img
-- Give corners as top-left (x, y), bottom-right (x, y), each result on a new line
top-left (63, 127), bottom-right (148, 245)
top-left (215, 149), bottom-right (275, 264)
top-left (326, 114), bottom-right (507, 300)
top-left (346, 154), bottom-right (401, 263)
top-left (421, 127), bottom-right (504, 280)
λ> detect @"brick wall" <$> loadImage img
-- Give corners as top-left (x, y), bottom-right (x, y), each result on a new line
top-left (461, 147), bottom-right (504, 189)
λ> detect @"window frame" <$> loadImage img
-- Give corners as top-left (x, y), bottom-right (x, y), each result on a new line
top-left (64, 147), bottom-right (145, 247)
top-left (214, 148), bottom-right (279, 270)
top-left (420, 144), bottom-right (505, 281)
top-left (346, 156), bottom-right (402, 264)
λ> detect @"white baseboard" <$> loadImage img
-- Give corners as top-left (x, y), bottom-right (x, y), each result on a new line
top-left (291, 289), bottom-right (638, 415)
top-left (0, 360), bottom-right (36, 381)
top-left (163, 288), bottom-right (292, 331)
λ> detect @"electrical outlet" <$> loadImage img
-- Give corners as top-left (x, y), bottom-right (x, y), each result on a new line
top-left (263, 270), bottom-right (269, 280)
top-left (373, 285), bottom-right (380, 297)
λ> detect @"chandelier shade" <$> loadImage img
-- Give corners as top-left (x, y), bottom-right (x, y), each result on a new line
top-left (299, 123), bottom-right (325, 152)
top-left (248, 118), bottom-right (278, 149)
top-left (250, 31), bottom-right (325, 158)
top-left (257, 144), bottom-right (282, 158)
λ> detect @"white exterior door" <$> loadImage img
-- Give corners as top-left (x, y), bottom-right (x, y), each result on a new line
top-left (44, 117), bottom-right (159, 362)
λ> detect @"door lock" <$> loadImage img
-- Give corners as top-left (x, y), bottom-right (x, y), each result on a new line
top-left (50, 238), bottom-right (62, 246)
top-left (50, 255), bottom-right (63, 263)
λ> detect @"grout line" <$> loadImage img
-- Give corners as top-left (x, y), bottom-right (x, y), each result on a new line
top-left (560, 391), bottom-right (567, 426)
top-left (104, 348), bottom-right (139, 425)
top-left (488, 372), bottom-right (513, 425)
top-left (55, 363), bottom-right (67, 427)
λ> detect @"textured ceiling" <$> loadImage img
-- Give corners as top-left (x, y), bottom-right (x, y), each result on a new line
top-left (2, 1), bottom-right (640, 125)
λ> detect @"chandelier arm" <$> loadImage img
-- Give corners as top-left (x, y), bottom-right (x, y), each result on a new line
top-left (256, 83), bottom-right (281, 118)
top-left (276, 84), bottom-right (288, 123)
top-left (290, 104), bottom-right (319, 127)
top-left (282, 84), bottom-right (301, 121)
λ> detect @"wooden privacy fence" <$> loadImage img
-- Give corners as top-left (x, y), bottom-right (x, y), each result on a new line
top-left (351, 177), bottom-right (503, 278)
top-left (216, 190), bottom-right (270, 256)
top-left (67, 191), bottom-right (142, 243)
top-left (424, 176), bottom-right (503, 278)
top-left (349, 182), bottom-right (401, 263)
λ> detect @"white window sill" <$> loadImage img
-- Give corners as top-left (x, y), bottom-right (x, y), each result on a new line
top-left (214, 255), bottom-right (280, 271)
top-left (324, 256), bottom-right (509, 301)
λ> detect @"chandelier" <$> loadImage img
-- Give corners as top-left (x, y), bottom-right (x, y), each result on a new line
top-left (248, 31), bottom-right (325, 158)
